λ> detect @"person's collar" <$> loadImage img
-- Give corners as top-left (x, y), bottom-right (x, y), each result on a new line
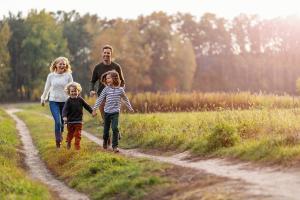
top-left (103, 61), bottom-right (111, 65)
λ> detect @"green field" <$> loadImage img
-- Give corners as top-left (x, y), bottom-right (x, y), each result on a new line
top-left (20, 103), bottom-right (300, 166)
top-left (85, 108), bottom-right (300, 166)
top-left (0, 108), bottom-right (51, 199)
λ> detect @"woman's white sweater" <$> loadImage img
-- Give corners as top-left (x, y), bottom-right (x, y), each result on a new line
top-left (41, 72), bottom-right (73, 103)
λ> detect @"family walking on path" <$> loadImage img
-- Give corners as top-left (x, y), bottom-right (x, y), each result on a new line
top-left (40, 45), bottom-right (133, 152)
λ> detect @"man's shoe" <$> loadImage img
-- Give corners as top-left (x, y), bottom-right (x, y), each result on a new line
top-left (113, 147), bottom-right (119, 153)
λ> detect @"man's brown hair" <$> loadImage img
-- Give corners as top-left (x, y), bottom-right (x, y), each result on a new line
top-left (102, 44), bottom-right (113, 54)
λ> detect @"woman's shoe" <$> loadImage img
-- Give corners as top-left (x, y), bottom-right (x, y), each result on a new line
top-left (56, 141), bottom-right (61, 148)
top-left (113, 147), bottom-right (119, 153)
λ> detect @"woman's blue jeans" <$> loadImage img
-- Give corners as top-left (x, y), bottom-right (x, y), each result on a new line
top-left (49, 101), bottom-right (65, 142)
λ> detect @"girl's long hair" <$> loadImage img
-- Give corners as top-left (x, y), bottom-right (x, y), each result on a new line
top-left (101, 70), bottom-right (120, 87)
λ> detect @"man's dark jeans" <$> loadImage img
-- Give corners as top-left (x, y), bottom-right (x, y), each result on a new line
top-left (103, 112), bottom-right (119, 148)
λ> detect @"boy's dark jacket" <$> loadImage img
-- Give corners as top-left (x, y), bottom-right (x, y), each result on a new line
top-left (62, 96), bottom-right (93, 123)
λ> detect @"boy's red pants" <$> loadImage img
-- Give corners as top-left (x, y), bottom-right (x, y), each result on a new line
top-left (67, 123), bottom-right (82, 150)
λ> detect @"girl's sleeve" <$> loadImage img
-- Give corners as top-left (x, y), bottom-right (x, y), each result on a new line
top-left (120, 88), bottom-right (133, 111)
top-left (40, 73), bottom-right (51, 103)
top-left (93, 87), bottom-right (107, 110)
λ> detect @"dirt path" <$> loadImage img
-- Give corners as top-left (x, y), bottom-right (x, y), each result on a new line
top-left (6, 109), bottom-right (89, 200)
top-left (12, 108), bottom-right (300, 199)
top-left (81, 130), bottom-right (300, 200)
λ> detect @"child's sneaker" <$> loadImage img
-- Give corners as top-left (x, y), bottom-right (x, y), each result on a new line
top-left (67, 142), bottom-right (71, 149)
top-left (113, 147), bottom-right (119, 153)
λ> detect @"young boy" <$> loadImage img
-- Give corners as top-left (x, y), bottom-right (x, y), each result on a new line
top-left (62, 82), bottom-right (95, 150)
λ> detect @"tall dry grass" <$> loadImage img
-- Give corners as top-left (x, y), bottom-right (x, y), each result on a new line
top-left (86, 92), bottom-right (300, 113)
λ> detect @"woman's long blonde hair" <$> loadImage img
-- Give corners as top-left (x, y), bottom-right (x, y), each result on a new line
top-left (49, 57), bottom-right (72, 73)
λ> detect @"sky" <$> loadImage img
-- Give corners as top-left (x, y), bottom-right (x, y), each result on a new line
top-left (1, 0), bottom-right (300, 20)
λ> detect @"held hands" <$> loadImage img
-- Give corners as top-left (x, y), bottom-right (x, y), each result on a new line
top-left (92, 110), bottom-right (97, 117)
top-left (63, 117), bottom-right (67, 124)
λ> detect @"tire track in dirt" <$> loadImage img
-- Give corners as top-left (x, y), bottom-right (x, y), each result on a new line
top-left (81, 130), bottom-right (300, 200)
top-left (6, 109), bottom-right (89, 200)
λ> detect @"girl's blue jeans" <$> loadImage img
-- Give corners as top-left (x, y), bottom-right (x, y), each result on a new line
top-left (104, 112), bottom-right (119, 148)
top-left (49, 101), bottom-right (65, 142)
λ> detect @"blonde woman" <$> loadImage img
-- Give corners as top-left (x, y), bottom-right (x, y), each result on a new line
top-left (41, 57), bottom-right (73, 148)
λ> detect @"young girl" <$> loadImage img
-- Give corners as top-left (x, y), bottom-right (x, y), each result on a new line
top-left (41, 57), bottom-right (73, 148)
top-left (93, 70), bottom-right (133, 152)
top-left (62, 82), bottom-right (95, 150)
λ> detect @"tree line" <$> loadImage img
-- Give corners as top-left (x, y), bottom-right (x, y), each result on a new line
top-left (1, 10), bottom-right (300, 101)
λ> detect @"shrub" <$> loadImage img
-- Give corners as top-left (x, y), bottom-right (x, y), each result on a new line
top-left (206, 122), bottom-right (240, 152)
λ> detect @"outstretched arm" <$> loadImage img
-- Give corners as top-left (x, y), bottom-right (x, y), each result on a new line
top-left (62, 99), bottom-right (69, 122)
top-left (93, 87), bottom-right (107, 110)
top-left (90, 66), bottom-right (98, 96)
top-left (81, 97), bottom-right (93, 114)
top-left (120, 89), bottom-right (133, 111)
top-left (41, 74), bottom-right (51, 105)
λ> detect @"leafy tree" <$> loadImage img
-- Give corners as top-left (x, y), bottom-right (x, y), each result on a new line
top-left (57, 11), bottom-right (93, 95)
top-left (6, 13), bottom-right (28, 100)
top-left (0, 22), bottom-right (11, 100)
top-left (20, 10), bottom-right (69, 100)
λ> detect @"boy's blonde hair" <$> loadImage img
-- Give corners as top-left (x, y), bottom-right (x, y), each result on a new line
top-left (49, 56), bottom-right (72, 73)
top-left (64, 82), bottom-right (82, 95)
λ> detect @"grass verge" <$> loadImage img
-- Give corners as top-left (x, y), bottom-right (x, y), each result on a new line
top-left (0, 108), bottom-right (51, 199)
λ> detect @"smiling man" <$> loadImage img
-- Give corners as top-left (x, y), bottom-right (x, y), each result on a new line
top-left (89, 45), bottom-right (125, 121)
